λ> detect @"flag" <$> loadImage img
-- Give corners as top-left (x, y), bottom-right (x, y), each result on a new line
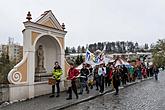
top-left (85, 45), bottom-right (107, 65)
top-left (85, 49), bottom-right (91, 62)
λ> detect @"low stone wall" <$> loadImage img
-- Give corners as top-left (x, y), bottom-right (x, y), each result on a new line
top-left (0, 84), bottom-right (9, 104)
top-left (8, 80), bottom-right (67, 102)
top-left (34, 81), bottom-right (52, 97)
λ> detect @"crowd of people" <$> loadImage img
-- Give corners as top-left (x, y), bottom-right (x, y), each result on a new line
top-left (49, 61), bottom-right (160, 100)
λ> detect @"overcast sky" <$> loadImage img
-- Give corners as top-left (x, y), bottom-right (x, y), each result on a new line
top-left (0, 0), bottom-right (165, 47)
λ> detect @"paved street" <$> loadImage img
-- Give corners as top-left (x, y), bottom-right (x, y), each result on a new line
top-left (65, 71), bottom-right (165, 110)
top-left (0, 72), bottom-right (164, 110)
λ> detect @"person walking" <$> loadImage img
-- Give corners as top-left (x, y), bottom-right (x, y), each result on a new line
top-left (142, 66), bottom-right (147, 78)
top-left (94, 65), bottom-right (99, 91)
top-left (129, 66), bottom-right (134, 82)
top-left (112, 67), bottom-right (120, 95)
top-left (153, 65), bottom-right (159, 80)
top-left (109, 66), bottom-right (113, 85)
top-left (66, 63), bottom-right (80, 100)
top-left (79, 63), bottom-right (89, 95)
top-left (105, 64), bottom-right (111, 87)
top-left (50, 62), bottom-right (63, 97)
top-left (149, 65), bottom-right (154, 77)
top-left (122, 65), bottom-right (128, 85)
top-left (98, 64), bottom-right (106, 93)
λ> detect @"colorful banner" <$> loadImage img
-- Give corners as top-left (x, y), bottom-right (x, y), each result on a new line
top-left (85, 46), bottom-right (106, 66)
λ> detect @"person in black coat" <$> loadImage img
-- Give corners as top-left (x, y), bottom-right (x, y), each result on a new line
top-left (113, 67), bottom-right (120, 95)
top-left (122, 65), bottom-right (128, 85)
top-left (153, 65), bottom-right (159, 80)
top-left (79, 63), bottom-right (89, 94)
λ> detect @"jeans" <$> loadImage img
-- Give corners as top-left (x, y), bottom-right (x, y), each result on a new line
top-left (155, 74), bottom-right (158, 80)
top-left (99, 76), bottom-right (104, 93)
top-left (80, 79), bottom-right (89, 94)
top-left (52, 80), bottom-right (60, 95)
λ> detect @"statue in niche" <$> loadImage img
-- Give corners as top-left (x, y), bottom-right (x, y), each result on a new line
top-left (36, 45), bottom-right (46, 73)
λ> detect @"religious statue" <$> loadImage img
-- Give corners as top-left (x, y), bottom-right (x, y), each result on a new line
top-left (36, 45), bottom-right (46, 73)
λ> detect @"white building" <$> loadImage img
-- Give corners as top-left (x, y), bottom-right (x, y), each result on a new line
top-left (0, 38), bottom-right (23, 63)
top-left (8, 43), bottom-right (23, 63)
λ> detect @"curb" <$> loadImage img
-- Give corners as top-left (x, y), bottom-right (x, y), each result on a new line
top-left (49, 77), bottom-right (153, 110)
top-left (50, 89), bottom-right (113, 110)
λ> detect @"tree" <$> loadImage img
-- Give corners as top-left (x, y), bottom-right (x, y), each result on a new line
top-left (65, 47), bottom-right (70, 55)
top-left (93, 43), bottom-right (97, 51)
top-left (0, 53), bottom-right (15, 84)
top-left (106, 42), bottom-right (112, 53)
top-left (89, 44), bottom-right (94, 52)
top-left (144, 43), bottom-right (149, 50)
top-left (121, 41), bottom-right (126, 53)
top-left (71, 47), bottom-right (76, 53)
top-left (127, 42), bottom-right (134, 52)
top-left (77, 46), bottom-right (81, 53)
top-left (79, 55), bottom-right (84, 63)
top-left (97, 42), bottom-right (102, 50)
top-left (152, 39), bottom-right (165, 67)
top-left (75, 55), bottom-right (80, 66)
top-left (111, 42), bottom-right (116, 52)
top-left (135, 42), bottom-right (139, 52)
top-left (81, 46), bottom-right (86, 53)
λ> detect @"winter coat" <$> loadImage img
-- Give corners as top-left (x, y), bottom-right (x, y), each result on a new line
top-left (52, 66), bottom-right (63, 80)
top-left (113, 71), bottom-right (120, 88)
top-left (67, 68), bottom-right (80, 81)
top-left (80, 68), bottom-right (89, 81)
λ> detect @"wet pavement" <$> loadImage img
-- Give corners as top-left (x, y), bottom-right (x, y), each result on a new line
top-left (64, 72), bottom-right (165, 110)
top-left (0, 72), bottom-right (163, 110)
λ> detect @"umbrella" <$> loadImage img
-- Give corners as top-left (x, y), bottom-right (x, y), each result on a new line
top-left (114, 58), bottom-right (131, 67)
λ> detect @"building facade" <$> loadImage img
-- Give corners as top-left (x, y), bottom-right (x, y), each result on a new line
top-left (0, 38), bottom-right (23, 63)
top-left (8, 43), bottom-right (23, 63)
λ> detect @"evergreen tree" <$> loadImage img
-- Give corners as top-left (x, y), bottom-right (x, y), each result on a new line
top-left (144, 43), bottom-right (149, 50)
top-left (81, 46), bottom-right (86, 53)
top-left (152, 39), bottom-right (165, 67)
top-left (75, 55), bottom-right (80, 66)
top-left (71, 47), bottom-right (76, 53)
top-left (65, 47), bottom-right (70, 55)
top-left (79, 55), bottom-right (84, 63)
top-left (0, 53), bottom-right (15, 84)
top-left (77, 46), bottom-right (81, 53)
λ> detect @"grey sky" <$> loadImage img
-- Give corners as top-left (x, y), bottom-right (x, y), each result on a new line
top-left (0, 0), bottom-right (165, 47)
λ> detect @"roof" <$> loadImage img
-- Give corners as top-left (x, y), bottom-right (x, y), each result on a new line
top-left (33, 10), bottom-right (64, 31)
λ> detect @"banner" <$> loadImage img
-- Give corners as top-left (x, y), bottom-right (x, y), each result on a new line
top-left (85, 46), bottom-right (106, 66)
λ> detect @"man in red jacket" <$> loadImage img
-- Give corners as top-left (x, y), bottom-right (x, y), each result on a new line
top-left (66, 63), bottom-right (80, 100)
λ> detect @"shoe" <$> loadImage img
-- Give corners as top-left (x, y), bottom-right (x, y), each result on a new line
top-left (96, 88), bottom-right (99, 91)
top-left (66, 97), bottom-right (72, 100)
top-left (87, 90), bottom-right (89, 94)
top-left (99, 90), bottom-right (104, 94)
top-left (114, 93), bottom-right (118, 95)
top-left (90, 86), bottom-right (93, 89)
top-left (49, 95), bottom-right (55, 98)
top-left (56, 95), bottom-right (60, 97)
top-left (78, 92), bottom-right (83, 95)
top-left (76, 95), bottom-right (79, 99)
